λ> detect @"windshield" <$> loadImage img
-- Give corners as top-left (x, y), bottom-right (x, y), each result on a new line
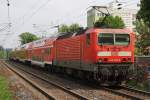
top-left (98, 34), bottom-right (114, 45)
top-left (98, 33), bottom-right (130, 45)
top-left (115, 34), bottom-right (130, 45)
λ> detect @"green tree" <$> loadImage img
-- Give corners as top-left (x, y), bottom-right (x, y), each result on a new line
top-left (136, 0), bottom-right (150, 55)
top-left (69, 24), bottom-right (80, 33)
top-left (0, 50), bottom-right (4, 58)
top-left (134, 19), bottom-right (150, 55)
top-left (137, 0), bottom-right (150, 27)
top-left (19, 32), bottom-right (39, 45)
top-left (58, 23), bottom-right (83, 33)
top-left (58, 24), bottom-right (69, 33)
top-left (0, 46), bottom-right (5, 59)
top-left (94, 16), bottom-right (125, 28)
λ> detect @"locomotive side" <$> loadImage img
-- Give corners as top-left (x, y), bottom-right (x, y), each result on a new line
top-left (54, 28), bottom-right (135, 85)
top-left (9, 28), bottom-right (135, 85)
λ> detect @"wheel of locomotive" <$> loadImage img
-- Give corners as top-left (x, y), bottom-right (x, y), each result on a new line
top-left (86, 72), bottom-right (93, 81)
top-left (65, 68), bottom-right (73, 75)
top-left (77, 70), bottom-right (84, 79)
top-left (72, 69), bottom-right (78, 78)
top-left (109, 81), bottom-right (121, 86)
top-left (50, 65), bottom-right (55, 73)
top-left (59, 67), bottom-right (64, 74)
top-left (55, 66), bottom-right (61, 73)
top-left (61, 67), bottom-right (65, 74)
top-left (26, 61), bottom-right (31, 66)
top-left (44, 64), bottom-right (51, 71)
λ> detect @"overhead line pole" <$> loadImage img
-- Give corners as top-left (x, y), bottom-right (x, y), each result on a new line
top-left (7, 0), bottom-right (11, 33)
top-left (6, 0), bottom-right (10, 23)
top-left (2, 0), bottom-right (11, 44)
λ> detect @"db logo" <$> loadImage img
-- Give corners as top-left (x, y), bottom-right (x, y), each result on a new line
top-left (111, 52), bottom-right (118, 56)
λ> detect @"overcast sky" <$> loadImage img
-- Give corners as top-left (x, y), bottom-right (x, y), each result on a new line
top-left (0, 0), bottom-right (139, 48)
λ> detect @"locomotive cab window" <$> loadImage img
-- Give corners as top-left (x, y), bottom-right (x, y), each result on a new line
top-left (115, 34), bottom-right (130, 45)
top-left (86, 33), bottom-right (90, 46)
top-left (98, 33), bottom-right (114, 45)
top-left (98, 33), bottom-right (130, 45)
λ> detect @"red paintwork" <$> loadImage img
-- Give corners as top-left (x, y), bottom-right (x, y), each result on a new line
top-left (10, 28), bottom-right (135, 84)
top-left (18, 28), bottom-right (135, 65)
top-left (53, 28), bottom-right (135, 64)
top-left (54, 35), bottom-right (82, 61)
top-left (25, 37), bottom-right (56, 63)
top-left (93, 28), bottom-right (134, 64)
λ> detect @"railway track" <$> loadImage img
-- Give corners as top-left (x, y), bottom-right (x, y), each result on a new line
top-left (2, 61), bottom-right (89, 100)
top-left (102, 85), bottom-right (150, 100)
top-left (5, 60), bottom-right (150, 100)
top-left (121, 85), bottom-right (150, 97)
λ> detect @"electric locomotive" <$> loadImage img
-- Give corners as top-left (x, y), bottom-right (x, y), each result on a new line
top-left (54, 28), bottom-right (134, 85)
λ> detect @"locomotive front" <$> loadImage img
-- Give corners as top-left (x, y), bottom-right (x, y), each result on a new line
top-left (95, 29), bottom-right (134, 85)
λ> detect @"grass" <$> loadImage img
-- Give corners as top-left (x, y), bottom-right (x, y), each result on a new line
top-left (0, 76), bottom-right (12, 100)
top-left (0, 50), bottom-right (5, 59)
top-left (126, 80), bottom-right (149, 92)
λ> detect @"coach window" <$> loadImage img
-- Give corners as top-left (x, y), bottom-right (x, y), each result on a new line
top-left (86, 33), bottom-right (90, 46)
top-left (45, 48), bottom-right (51, 54)
top-left (48, 48), bottom-right (51, 54)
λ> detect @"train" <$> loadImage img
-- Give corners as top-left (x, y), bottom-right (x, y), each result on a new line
top-left (9, 28), bottom-right (135, 85)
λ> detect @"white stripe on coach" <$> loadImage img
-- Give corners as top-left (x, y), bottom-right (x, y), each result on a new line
top-left (97, 51), bottom-right (111, 56)
top-left (118, 51), bottom-right (131, 56)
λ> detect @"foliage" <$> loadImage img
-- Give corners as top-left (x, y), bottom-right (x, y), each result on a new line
top-left (58, 24), bottom-right (69, 33)
top-left (126, 80), bottom-right (149, 92)
top-left (19, 32), bottom-right (39, 45)
top-left (94, 16), bottom-right (125, 28)
top-left (134, 47), bottom-right (139, 56)
top-left (69, 24), bottom-right (81, 33)
top-left (0, 76), bottom-right (12, 100)
top-left (0, 46), bottom-right (5, 59)
top-left (137, 0), bottom-right (150, 28)
top-left (0, 51), bottom-right (5, 59)
top-left (134, 19), bottom-right (150, 55)
top-left (126, 63), bottom-right (149, 92)
top-left (136, 0), bottom-right (150, 55)
top-left (58, 23), bottom-right (83, 33)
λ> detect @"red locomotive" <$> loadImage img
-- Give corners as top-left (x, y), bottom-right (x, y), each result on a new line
top-left (10, 28), bottom-right (135, 85)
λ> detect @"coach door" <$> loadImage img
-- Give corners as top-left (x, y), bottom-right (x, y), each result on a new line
top-left (85, 33), bottom-right (91, 61)
top-left (28, 49), bottom-right (32, 60)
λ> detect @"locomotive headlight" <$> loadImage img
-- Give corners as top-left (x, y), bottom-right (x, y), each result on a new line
top-left (128, 58), bottom-right (131, 62)
top-left (98, 58), bottom-right (103, 63)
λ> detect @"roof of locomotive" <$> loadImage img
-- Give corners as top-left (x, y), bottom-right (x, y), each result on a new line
top-left (85, 28), bottom-right (133, 34)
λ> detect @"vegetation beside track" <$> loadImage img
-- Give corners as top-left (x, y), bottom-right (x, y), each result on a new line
top-left (0, 50), bottom-right (6, 59)
top-left (0, 51), bottom-right (4, 58)
top-left (0, 76), bottom-right (12, 100)
top-left (126, 80), bottom-right (149, 92)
